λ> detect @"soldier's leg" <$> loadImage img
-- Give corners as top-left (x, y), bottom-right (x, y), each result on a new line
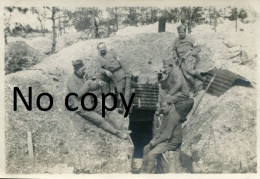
top-left (181, 62), bottom-right (195, 85)
top-left (174, 98), bottom-right (194, 123)
top-left (106, 111), bottom-right (129, 130)
top-left (94, 102), bottom-right (129, 131)
top-left (77, 110), bottom-right (127, 139)
top-left (140, 144), bottom-right (153, 173)
top-left (159, 89), bottom-right (168, 104)
top-left (113, 78), bottom-right (126, 113)
top-left (185, 56), bottom-right (205, 82)
top-left (145, 142), bottom-right (173, 173)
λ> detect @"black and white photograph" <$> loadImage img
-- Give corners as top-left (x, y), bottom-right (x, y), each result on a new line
top-left (1, 0), bottom-right (259, 177)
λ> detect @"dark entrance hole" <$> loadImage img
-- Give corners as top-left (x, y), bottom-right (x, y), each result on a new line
top-left (129, 109), bottom-right (155, 158)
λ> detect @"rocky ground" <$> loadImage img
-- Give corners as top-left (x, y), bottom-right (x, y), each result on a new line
top-left (5, 16), bottom-right (258, 173)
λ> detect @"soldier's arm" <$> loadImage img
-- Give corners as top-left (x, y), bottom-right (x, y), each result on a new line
top-left (96, 57), bottom-right (107, 74)
top-left (172, 40), bottom-right (178, 60)
top-left (112, 50), bottom-right (129, 73)
top-left (190, 37), bottom-right (201, 55)
top-left (169, 70), bottom-right (182, 95)
top-left (67, 78), bottom-right (91, 98)
top-left (118, 60), bottom-right (129, 74)
top-left (151, 115), bottom-right (177, 146)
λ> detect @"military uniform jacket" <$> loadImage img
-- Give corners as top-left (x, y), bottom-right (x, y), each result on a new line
top-left (67, 73), bottom-right (100, 111)
top-left (96, 50), bottom-right (126, 82)
top-left (172, 35), bottom-right (200, 60)
top-left (161, 66), bottom-right (190, 103)
top-left (153, 109), bottom-right (182, 146)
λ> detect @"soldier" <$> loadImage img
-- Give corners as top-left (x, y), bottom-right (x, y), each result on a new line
top-left (96, 42), bottom-right (129, 93)
top-left (172, 24), bottom-right (205, 86)
top-left (67, 60), bottom-right (130, 139)
top-left (140, 100), bottom-right (182, 173)
top-left (96, 42), bottom-right (129, 111)
top-left (160, 60), bottom-right (194, 123)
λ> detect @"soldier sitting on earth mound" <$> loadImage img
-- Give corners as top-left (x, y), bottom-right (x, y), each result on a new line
top-left (159, 59), bottom-right (194, 123)
top-left (140, 100), bottom-right (182, 173)
top-left (172, 24), bottom-right (205, 88)
top-left (67, 59), bottom-right (130, 139)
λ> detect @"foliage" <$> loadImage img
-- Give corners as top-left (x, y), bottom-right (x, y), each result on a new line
top-left (71, 7), bottom-right (102, 31)
top-left (5, 50), bottom-right (30, 74)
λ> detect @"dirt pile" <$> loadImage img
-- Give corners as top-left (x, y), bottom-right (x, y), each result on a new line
top-left (5, 41), bottom-right (46, 75)
top-left (5, 69), bottom-right (132, 174)
top-left (8, 32), bottom-right (91, 55)
top-left (116, 19), bottom-right (257, 83)
top-left (191, 20), bottom-right (257, 83)
top-left (178, 86), bottom-right (256, 173)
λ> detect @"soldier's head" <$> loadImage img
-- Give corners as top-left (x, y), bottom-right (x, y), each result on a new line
top-left (97, 42), bottom-right (107, 55)
top-left (177, 25), bottom-right (186, 39)
top-left (73, 60), bottom-right (86, 78)
top-left (163, 60), bottom-right (174, 74)
top-left (161, 101), bottom-right (174, 115)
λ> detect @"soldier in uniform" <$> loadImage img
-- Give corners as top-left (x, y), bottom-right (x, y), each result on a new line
top-left (67, 60), bottom-right (130, 139)
top-left (160, 60), bottom-right (194, 123)
top-left (172, 24), bottom-right (205, 86)
top-left (96, 42), bottom-right (129, 110)
top-left (96, 42), bottom-right (128, 93)
top-left (140, 100), bottom-right (182, 173)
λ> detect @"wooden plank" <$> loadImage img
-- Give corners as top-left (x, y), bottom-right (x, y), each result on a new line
top-left (27, 131), bottom-right (34, 159)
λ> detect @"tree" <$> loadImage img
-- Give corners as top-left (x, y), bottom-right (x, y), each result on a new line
top-left (229, 7), bottom-right (239, 31)
top-left (122, 7), bottom-right (140, 26)
top-left (238, 9), bottom-right (247, 22)
top-left (49, 7), bottom-right (58, 52)
top-left (180, 7), bottom-right (203, 34)
top-left (158, 10), bottom-right (166, 32)
top-left (4, 6), bottom-right (15, 33)
top-left (106, 7), bottom-right (122, 31)
top-left (71, 7), bottom-right (101, 39)
top-left (4, 7), bottom-right (28, 43)
top-left (31, 7), bottom-right (47, 36)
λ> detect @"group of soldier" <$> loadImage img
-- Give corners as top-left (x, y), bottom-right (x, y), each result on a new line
top-left (66, 24), bottom-right (204, 173)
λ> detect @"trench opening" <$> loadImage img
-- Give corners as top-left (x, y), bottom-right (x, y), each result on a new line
top-left (129, 109), bottom-right (155, 158)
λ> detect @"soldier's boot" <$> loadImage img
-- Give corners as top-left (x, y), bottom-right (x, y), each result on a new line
top-left (115, 131), bottom-right (128, 139)
top-left (99, 121), bottom-right (118, 135)
top-left (121, 123), bottom-right (129, 130)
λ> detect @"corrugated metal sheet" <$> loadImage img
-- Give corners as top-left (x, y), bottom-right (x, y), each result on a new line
top-left (203, 68), bottom-right (251, 96)
top-left (131, 83), bottom-right (159, 110)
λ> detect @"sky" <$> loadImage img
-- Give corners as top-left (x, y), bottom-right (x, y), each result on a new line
top-left (7, 8), bottom-right (53, 30)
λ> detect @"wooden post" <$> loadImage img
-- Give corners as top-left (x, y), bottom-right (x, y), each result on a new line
top-left (124, 74), bottom-right (131, 114)
top-left (191, 74), bottom-right (216, 116)
top-left (27, 131), bottom-right (34, 159)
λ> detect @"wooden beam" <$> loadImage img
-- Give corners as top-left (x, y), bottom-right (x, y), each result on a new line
top-left (27, 131), bottom-right (34, 159)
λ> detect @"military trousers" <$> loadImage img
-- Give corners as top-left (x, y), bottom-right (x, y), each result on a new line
top-left (76, 102), bottom-right (127, 135)
top-left (141, 142), bottom-right (181, 173)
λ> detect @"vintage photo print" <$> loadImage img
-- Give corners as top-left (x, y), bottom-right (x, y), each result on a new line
top-left (0, 0), bottom-right (259, 178)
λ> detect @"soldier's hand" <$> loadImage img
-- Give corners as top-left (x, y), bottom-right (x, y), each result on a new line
top-left (192, 49), bottom-right (199, 56)
top-left (105, 70), bottom-right (112, 77)
top-left (165, 94), bottom-right (171, 99)
top-left (149, 140), bottom-right (155, 147)
top-left (98, 80), bottom-right (107, 86)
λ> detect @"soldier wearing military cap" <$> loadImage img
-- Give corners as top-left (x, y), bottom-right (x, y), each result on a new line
top-left (159, 59), bottom-right (194, 123)
top-left (67, 59), bottom-right (130, 139)
top-left (173, 24), bottom-right (205, 86)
